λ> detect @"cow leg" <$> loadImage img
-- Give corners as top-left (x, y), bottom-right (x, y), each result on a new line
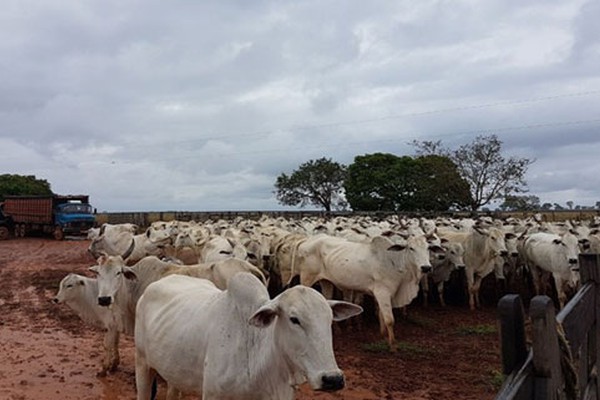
top-left (100, 328), bottom-right (119, 376)
top-left (465, 269), bottom-right (476, 311)
top-left (552, 274), bottom-right (567, 309)
top-left (135, 353), bottom-right (157, 400)
top-left (166, 384), bottom-right (181, 400)
top-left (437, 281), bottom-right (446, 307)
top-left (319, 280), bottom-right (335, 299)
top-left (420, 275), bottom-right (429, 307)
top-left (472, 275), bottom-right (483, 309)
top-left (373, 287), bottom-right (395, 350)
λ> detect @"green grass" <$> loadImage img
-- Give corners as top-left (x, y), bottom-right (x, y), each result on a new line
top-left (456, 324), bottom-right (497, 336)
top-left (489, 369), bottom-right (505, 390)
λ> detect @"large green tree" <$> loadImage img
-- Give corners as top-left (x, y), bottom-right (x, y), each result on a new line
top-left (412, 155), bottom-right (473, 211)
top-left (274, 158), bottom-right (347, 211)
top-left (344, 153), bottom-right (471, 212)
top-left (412, 134), bottom-right (533, 211)
top-left (344, 153), bottom-right (417, 211)
top-left (0, 174), bottom-right (53, 202)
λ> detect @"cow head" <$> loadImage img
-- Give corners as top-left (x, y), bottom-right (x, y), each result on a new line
top-left (475, 227), bottom-right (509, 258)
top-left (248, 281), bottom-right (362, 392)
top-left (53, 273), bottom-right (86, 304)
top-left (89, 255), bottom-right (136, 307)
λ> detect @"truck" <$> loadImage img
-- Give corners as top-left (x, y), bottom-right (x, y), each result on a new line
top-left (0, 205), bottom-right (12, 240)
top-left (1, 194), bottom-right (96, 240)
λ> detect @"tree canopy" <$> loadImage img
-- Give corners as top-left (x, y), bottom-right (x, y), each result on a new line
top-left (412, 134), bottom-right (533, 211)
top-left (344, 153), bottom-right (471, 212)
top-left (274, 158), bottom-right (347, 212)
top-left (0, 174), bottom-right (53, 202)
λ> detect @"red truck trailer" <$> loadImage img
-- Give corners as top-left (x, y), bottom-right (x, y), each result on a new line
top-left (2, 195), bottom-right (96, 240)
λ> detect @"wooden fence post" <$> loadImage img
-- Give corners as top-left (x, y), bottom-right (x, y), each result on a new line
top-left (530, 295), bottom-right (563, 400)
top-left (499, 294), bottom-right (528, 375)
top-left (579, 253), bottom-right (600, 400)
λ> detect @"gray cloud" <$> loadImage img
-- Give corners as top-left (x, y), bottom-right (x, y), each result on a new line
top-left (0, 0), bottom-right (598, 211)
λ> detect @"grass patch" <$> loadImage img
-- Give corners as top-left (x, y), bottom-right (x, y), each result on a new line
top-left (361, 340), bottom-right (432, 356)
top-left (456, 324), bottom-right (497, 336)
top-left (489, 369), bottom-right (505, 390)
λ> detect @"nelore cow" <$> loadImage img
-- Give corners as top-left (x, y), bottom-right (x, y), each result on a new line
top-left (53, 273), bottom-right (120, 375)
top-left (134, 273), bottom-right (362, 399)
top-left (523, 231), bottom-right (580, 308)
top-left (291, 234), bottom-right (441, 348)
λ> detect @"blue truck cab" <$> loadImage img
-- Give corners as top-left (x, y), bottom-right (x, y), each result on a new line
top-left (54, 201), bottom-right (96, 237)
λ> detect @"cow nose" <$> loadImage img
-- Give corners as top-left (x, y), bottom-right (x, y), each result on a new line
top-left (52, 298), bottom-right (59, 304)
top-left (568, 258), bottom-right (578, 265)
top-left (456, 264), bottom-right (466, 270)
top-left (500, 250), bottom-right (508, 257)
top-left (511, 252), bottom-right (519, 258)
top-left (98, 296), bottom-right (112, 307)
top-left (420, 265), bottom-right (432, 273)
top-left (321, 374), bottom-right (345, 391)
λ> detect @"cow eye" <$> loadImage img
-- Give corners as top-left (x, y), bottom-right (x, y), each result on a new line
top-left (66, 284), bottom-right (73, 288)
top-left (290, 317), bottom-right (301, 326)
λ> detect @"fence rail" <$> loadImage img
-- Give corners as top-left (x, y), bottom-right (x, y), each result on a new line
top-left (496, 254), bottom-right (600, 400)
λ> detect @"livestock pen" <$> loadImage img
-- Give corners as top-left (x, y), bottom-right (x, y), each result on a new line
top-left (496, 253), bottom-right (600, 400)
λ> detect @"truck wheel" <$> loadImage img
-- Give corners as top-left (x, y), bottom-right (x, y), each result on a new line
top-left (0, 226), bottom-right (9, 240)
top-left (53, 227), bottom-right (64, 241)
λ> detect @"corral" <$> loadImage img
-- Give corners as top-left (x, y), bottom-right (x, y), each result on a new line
top-left (0, 238), bottom-right (501, 399)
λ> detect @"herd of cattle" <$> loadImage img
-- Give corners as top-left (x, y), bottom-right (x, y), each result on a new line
top-left (51, 213), bottom-right (600, 399)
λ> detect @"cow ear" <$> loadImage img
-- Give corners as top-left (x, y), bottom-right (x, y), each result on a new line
top-left (505, 233), bottom-right (517, 240)
top-left (428, 244), bottom-right (445, 254)
top-left (249, 302), bottom-right (278, 328)
top-left (552, 239), bottom-right (563, 245)
top-left (89, 265), bottom-right (99, 274)
top-left (123, 267), bottom-right (137, 280)
top-left (387, 244), bottom-right (406, 252)
top-left (327, 301), bottom-right (363, 322)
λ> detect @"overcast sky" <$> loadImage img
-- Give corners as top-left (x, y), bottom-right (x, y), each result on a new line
top-left (1, 0), bottom-right (599, 212)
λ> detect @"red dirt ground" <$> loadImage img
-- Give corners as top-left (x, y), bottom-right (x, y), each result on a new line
top-left (0, 238), bottom-right (502, 399)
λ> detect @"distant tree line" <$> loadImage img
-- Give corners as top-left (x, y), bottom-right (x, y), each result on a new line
top-left (275, 134), bottom-right (535, 212)
top-left (0, 174), bottom-right (53, 202)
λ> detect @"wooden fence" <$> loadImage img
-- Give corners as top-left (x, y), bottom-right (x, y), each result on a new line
top-left (496, 253), bottom-right (600, 400)
top-left (93, 209), bottom-right (600, 230)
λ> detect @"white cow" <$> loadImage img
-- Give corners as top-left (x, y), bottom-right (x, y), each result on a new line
top-left (89, 227), bottom-right (171, 264)
top-left (161, 258), bottom-right (267, 289)
top-left (134, 273), bottom-right (362, 400)
top-left (90, 256), bottom-right (174, 336)
top-left (440, 226), bottom-right (509, 310)
top-left (523, 231), bottom-right (580, 308)
top-left (421, 241), bottom-right (466, 307)
top-left (53, 273), bottom-right (120, 375)
top-left (293, 234), bottom-right (439, 348)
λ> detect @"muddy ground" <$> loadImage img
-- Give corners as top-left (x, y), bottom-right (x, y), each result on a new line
top-left (0, 238), bottom-right (502, 399)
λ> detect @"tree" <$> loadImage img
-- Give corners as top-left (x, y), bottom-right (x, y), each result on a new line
top-left (344, 153), bottom-right (471, 212)
top-left (541, 202), bottom-right (553, 211)
top-left (274, 158), bottom-right (347, 212)
top-left (413, 135), bottom-right (533, 211)
top-left (412, 155), bottom-right (472, 211)
top-left (499, 195), bottom-right (540, 211)
top-left (566, 200), bottom-right (574, 210)
top-left (344, 153), bottom-right (417, 211)
top-left (0, 174), bottom-right (53, 202)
